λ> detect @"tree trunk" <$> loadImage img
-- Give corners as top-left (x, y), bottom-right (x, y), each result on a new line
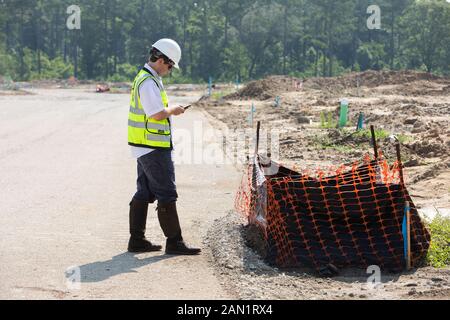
top-left (111, 0), bottom-right (117, 75)
top-left (74, 31), bottom-right (78, 78)
top-left (37, 49), bottom-right (41, 76)
top-left (328, 55), bottom-right (333, 77)
top-left (224, 1), bottom-right (229, 47)
top-left (327, 2), bottom-right (334, 77)
top-left (19, 8), bottom-right (25, 80)
top-left (390, 9), bottom-right (395, 69)
top-left (5, 19), bottom-right (11, 49)
top-left (282, 2), bottom-right (288, 75)
top-left (49, 12), bottom-right (55, 59)
top-left (63, 26), bottom-right (67, 63)
top-left (248, 58), bottom-right (256, 79)
top-left (104, 1), bottom-right (109, 78)
top-left (322, 52), bottom-right (326, 77)
top-left (35, 7), bottom-right (42, 76)
top-left (182, 4), bottom-right (189, 76)
top-left (315, 51), bottom-right (319, 77)
top-left (189, 33), bottom-right (194, 79)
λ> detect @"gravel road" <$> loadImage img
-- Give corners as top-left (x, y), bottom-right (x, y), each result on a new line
top-left (0, 88), bottom-right (240, 299)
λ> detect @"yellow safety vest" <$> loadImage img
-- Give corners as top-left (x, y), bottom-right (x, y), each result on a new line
top-left (128, 68), bottom-right (172, 149)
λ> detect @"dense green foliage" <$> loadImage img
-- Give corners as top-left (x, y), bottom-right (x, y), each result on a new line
top-left (426, 214), bottom-right (450, 268)
top-left (0, 0), bottom-right (449, 82)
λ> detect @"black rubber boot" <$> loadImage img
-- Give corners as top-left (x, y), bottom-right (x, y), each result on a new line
top-left (157, 202), bottom-right (201, 255)
top-left (128, 199), bottom-right (162, 253)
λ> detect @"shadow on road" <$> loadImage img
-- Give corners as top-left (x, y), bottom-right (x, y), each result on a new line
top-left (67, 252), bottom-right (175, 283)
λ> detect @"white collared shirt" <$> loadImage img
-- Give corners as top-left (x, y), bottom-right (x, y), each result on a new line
top-left (130, 64), bottom-right (170, 159)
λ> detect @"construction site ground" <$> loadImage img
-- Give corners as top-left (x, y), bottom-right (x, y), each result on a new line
top-left (0, 72), bottom-right (449, 300)
top-left (195, 70), bottom-right (450, 300)
top-left (195, 71), bottom-right (450, 212)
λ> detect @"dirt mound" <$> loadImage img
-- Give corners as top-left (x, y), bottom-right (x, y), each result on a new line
top-left (304, 70), bottom-right (448, 92)
top-left (412, 162), bottom-right (450, 184)
top-left (226, 75), bottom-right (302, 100)
top-left (225, 70), bottom-right (448, 101)
top-left (408, 140), bottom-right (449, 158)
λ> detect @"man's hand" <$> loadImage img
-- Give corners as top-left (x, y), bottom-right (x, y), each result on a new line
top-left (169, 106), bottom-right (185, 116)
top-left (151, 106), bottom-right (185, 121)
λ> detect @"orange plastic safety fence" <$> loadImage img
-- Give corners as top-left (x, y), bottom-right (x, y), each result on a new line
top-left (235, 154), bottom-right (430, 273)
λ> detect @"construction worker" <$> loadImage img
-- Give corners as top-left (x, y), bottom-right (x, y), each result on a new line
top-left (127, 38), bottom-right (201, 255)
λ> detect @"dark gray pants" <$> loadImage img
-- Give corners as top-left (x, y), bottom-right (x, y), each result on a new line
top-left (132, 149), bottom-right (178, 204)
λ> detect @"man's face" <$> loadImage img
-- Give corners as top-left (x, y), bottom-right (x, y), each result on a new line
top-left (158, 57), bottom-right (174, 77)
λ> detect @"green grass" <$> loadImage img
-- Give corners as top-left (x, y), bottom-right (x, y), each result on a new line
top-left (318, 120), bottom-right (412, 144)
top-left (312, 126), bottom-right (413, 158)
top-left (311, 133), bottom-right (355, 154)
top-left (353, 128), bottom-right (389, 140)
top-left (347, 128), bottom-right (411, 145)
top-left (425, 214), bottom-right (450, 268)
top-left (320, 111), bottom-right (338, 129)
top-left (396, 134), bottom-right (412, 144)
top-left (353, 128), bottom-right (411, 143)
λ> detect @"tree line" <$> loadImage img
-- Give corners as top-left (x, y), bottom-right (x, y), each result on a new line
top-left (0, 0), bottom-right (449, 83)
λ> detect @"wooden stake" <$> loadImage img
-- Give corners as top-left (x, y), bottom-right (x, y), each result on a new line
top-left (255, 121), bottom-right (261, 156)
top-left (370, 125), bottom-right (378, 159)
top-left (396, 143), bottom-right (405, 186)
top-left (405, 201), bottom-right (412, 270)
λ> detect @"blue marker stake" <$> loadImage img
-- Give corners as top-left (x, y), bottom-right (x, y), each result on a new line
top-left (402, 210), bottom-right (407, 259)
top-left (274, 96), bottom-right (281, 108)
top-left (248, 103), bottom-right (256, 126)
top-left (356, 112), bottom-right (365, 131)
top-left (402, 201), bottom-right (411, 269)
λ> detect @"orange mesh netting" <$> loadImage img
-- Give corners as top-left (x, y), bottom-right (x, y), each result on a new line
top-left (235, 153), bottom-right (430, 274)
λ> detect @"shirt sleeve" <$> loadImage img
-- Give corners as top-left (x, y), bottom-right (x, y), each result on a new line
top-left (138, 78), bottom-right (165, 118)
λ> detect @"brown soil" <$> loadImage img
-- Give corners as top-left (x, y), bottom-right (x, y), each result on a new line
top-left (194, 70), bottom-right (450, 210)
top-left (197, 70), bottom-right (450, 299)
top-left (224, 70), bottom-right (448, 101)
top-left (225, 75), bottom-right (303, 100)
top-left (304, 70), bottom-right (446, 92)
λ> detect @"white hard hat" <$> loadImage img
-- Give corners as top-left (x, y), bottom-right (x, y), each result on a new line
top-left (152, 38), bottom-right (181, 69)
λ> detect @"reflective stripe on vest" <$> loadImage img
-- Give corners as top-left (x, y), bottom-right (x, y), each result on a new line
top-left (129, 106), bottom-right (146, 115)
top-left (128, 68), bottom-right (172, 149)
top-left (128, 119), bottom-right (170, 132)
top-left (146, 134), bottom-right (171, 142)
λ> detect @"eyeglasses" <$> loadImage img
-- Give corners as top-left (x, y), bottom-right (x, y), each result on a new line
top-left (151, 48), bottom-right (175, 70)
top-left (163, 56), bottom-right (175, 70)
